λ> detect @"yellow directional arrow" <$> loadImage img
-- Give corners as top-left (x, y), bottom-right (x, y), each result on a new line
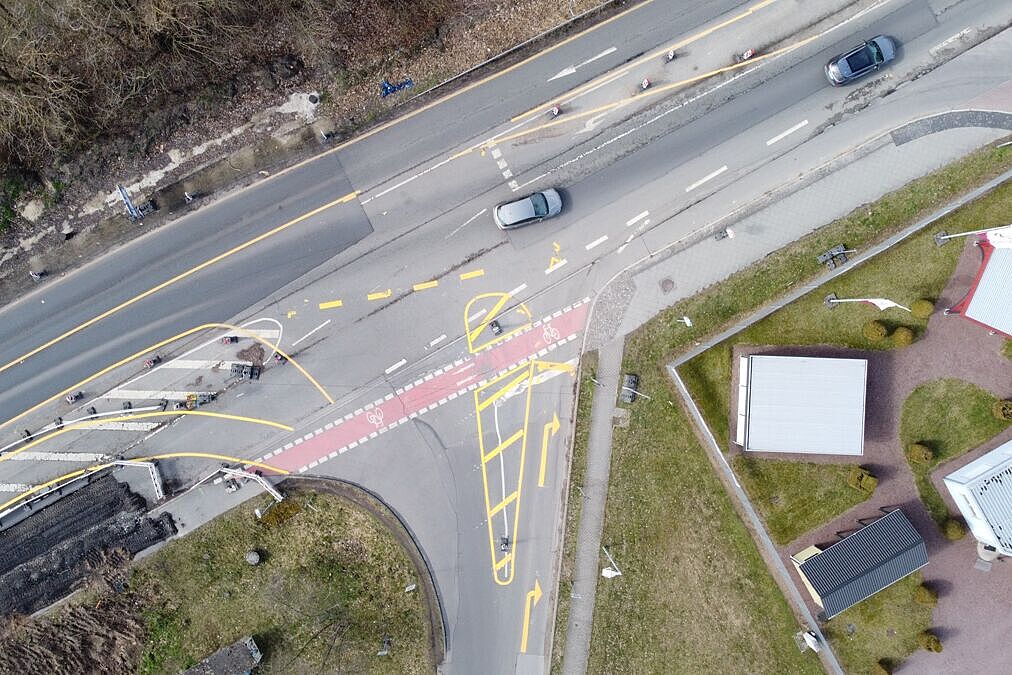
top-left (520, 578), bottom-right (543, 653)
top-left (539, 413), bottom-right (560, 487)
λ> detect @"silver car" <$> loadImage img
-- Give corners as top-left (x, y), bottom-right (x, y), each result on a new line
top-left (493, 189), bottom-right (563, 230)
top-left (825, 35), bottom-right (897, 86)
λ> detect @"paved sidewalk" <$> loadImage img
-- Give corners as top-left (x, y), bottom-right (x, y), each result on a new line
top-left (560, 340), bottom-right (622, 675)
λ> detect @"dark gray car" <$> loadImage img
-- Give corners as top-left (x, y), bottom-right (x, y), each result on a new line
top-left (493, 188), bottom-right (563, 230)
top-left (824, 35), bottom-right (897, 85)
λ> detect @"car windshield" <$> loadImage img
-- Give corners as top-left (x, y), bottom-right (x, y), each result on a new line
top-left (846, 46), bottom-right (874, 72)
top-left (530, 193), bottom-right (549, 217)
top-left (869, 41), bottom-right (884, 63)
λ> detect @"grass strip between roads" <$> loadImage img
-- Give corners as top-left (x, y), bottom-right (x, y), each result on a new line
top-left (554, 141), bottom-right (1010, 672)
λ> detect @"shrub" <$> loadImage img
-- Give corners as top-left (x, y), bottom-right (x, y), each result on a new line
top-left (943, 518), bottom-right (966, 541)
top-left (872, 661), bottom-right (892, 675)
top-left (910, 298), bottom-right (935, 319)
top-left (862, 319), bottom-right (888, 342)
top-left (891, 326), bottom-right (915, 347)
top-left (908, 443), bottom-right (934, 464)
top-left (918, 631), bottom-right (943, 653)
top-left (914, 584), bottom-right (938, 607)
top-left (993, 399), bottom-right (1012, 422)
top-left (847, 466), bottom-right (878, 494)
top-left (258, 498), bottom-right (302, 527)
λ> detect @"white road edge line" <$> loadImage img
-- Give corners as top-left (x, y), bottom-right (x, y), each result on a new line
top-left (292, 319), bottom-right (332, 346)
top-left (585, 235), bottom-right (608, 250)
top-left (446, 208), bottom-right (488, 239)
top-left (765, 119), bottom-right (808, 146)
top-left (385, 359), bottom-right (407, 375)
top-left (685, 165), bottom-right (728, 192)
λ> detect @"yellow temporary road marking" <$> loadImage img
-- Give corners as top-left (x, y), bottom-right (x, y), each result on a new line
top-left (476, 368), bottom-right (533, 413)
top-left (488, 490), bottom-right (519, 518)
top-left (0, 191), bottom-right (359, 380)
top-left (0, 321), bottom-right (333, 431)
top-left (476, 34), bottom-right (819, 156)
top-left (515, 0), bottom-right (781, 120)
top-left (483, 428), bottom-right (525, 463)
top-left (538, 412), bottom-right (560, 487)
top-left (318, 299), bottom-right (344, 310)
top-left (475, 360), bottom-right (536, 586)
top-left (367, 289), bottom-right (393, 301)
top-left (519, 579), bottom-right (543, 653)
top-left (412, 280), bottom-right (439, 291)
top-left (463, 292), bottom-right (532, 354)
top-left (0, 451), bottom-right (288, 514)
top-left (0, 410), bottom-right (293, 464)
top-left (459, 269), bottom-right (485, 281)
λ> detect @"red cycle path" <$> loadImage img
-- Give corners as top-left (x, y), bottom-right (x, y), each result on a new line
top-left (259, 301), bottom-right (589, 474)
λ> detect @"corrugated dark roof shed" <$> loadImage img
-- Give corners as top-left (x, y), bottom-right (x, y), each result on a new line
top-left (798, 509), bottom-right (928, 619)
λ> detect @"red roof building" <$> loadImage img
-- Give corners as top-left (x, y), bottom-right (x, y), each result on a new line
top-left (947, 234), bottom-right (1012, 338)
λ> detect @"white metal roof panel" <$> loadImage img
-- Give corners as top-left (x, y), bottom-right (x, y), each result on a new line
top-left (744, 355), bottom-right (867, 455)
top-left (965, 247), bottom-right (1012, 336)
top-left (944, 439), bottom-right (1012, 553)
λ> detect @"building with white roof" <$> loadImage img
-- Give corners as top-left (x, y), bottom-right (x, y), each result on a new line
top-left (944, 439), bottom-right (1012, 555)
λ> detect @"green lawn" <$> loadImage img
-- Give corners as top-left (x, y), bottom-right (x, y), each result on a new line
top-left (584, 346), bottom-right (821, 674)
top-left (1003, 340), bottom-right (1012, 360)
top-left (731, 456), bottom-right (871, 545)
top-left (899, 379), bottom-right (1012, 526)
top-left (822, 574), bottom-right (933, 675)
top-left (134, 489), bottom-right (432, 674)
top-left (550, 351), bottom-right (597, 674)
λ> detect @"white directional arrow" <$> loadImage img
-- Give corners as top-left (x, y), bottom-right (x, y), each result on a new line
top-left (548, 46), bottom-right (617, 82)
top-left (576, 112), bottom-right (609, 135)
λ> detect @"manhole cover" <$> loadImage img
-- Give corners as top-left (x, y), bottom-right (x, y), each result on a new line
top-left (660, 278), bottom-right (675, 293)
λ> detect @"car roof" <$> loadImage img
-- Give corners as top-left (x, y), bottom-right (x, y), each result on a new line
top-left (498, 197), bottom-right (536, 225)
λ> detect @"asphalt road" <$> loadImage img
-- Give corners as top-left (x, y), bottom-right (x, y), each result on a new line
top-left (0, 0), bottom-right (1009, 672)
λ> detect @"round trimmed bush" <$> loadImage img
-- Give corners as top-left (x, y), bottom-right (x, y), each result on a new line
top-left (993, 399), bottom-right (1012, 422)
top-left (918, 631), bottom-right (943, 653)
top-left (891, 326), bottom-right (915, 347)
top-left (943, 518), bottom-right (966, 541)
top-left (911, 298), bottom-right (935, 320)
top-left (863, 319), bottom-right (888, 342)
top-left (914, 583), bottom-right (938, 607)
top-left (908, 443), bottom-right (934, 464)
top-left (872, 661), bottom-right (891, 675)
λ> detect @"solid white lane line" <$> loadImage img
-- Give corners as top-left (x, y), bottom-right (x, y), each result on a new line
top-left (385, 359), bottom-right (407, 375)
top-left (445, 208), bottom-right (487, 239)
top-left (625, 210), bottom-right (649, 227)
top-left (685, 165), bottom-right (728, 192)
top-left (104, 389), bottom-right (210, 400)
top-left (292, 319), bottom-right (331, 346)
top-left (0, 483), bottom-right (30, 492)
top-left (508, 283), bottom-right (527, 297)
top-left (585, 235), bottom-right (608, 250)
top-left (429, 334), bottom-right (447, 348)
top-left (362, 154), bottom-right (456, 204)
top-left (157, 359), bottom-right (244, 369)
top-left (765, 119), bottom-right (808, 146)
top-left (13, 451), bottom-right (107, 462)
top-left (931, 28), bottom-right (971, 54)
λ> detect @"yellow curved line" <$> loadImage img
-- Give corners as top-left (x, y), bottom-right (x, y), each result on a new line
top-left (1, 321), bottom-right (333, 430)
top-left (134, 452), bottom-right (289, 475)
top-left (515, 0), bottom-right (781, 120)
top-left (0, 190), bottom-right (357, 380)
top-left (479, 34), bottom-right (820, 153)
top-left (0, 410), bottom-right (293, 464)
top-left (0, 452), bottom-right (287, 514)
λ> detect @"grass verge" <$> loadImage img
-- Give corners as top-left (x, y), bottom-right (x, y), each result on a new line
top-left (899, 379), bottom-right (1011, 526)
top-left (134, 488), bottom-right (431, 674)
top-left (822, 573), bottom-right (932, 675)
top-left (549, 351), bottom-right (597, 674)
top-left (730, 456), bottom-right (871, 545)
top-left (584, 344), bottom-right (821, 673)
